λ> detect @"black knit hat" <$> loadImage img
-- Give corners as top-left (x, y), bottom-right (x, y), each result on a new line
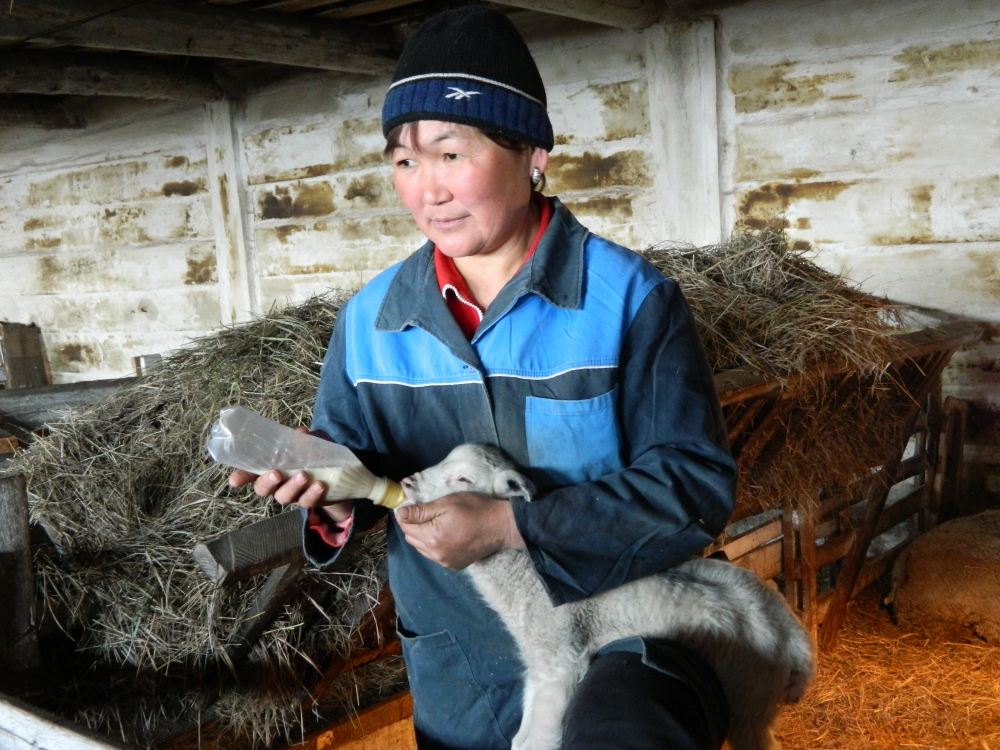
top-left (381, 6), bottom-right (554, 150)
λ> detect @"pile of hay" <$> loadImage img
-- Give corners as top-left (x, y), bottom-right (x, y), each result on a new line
top-left (4, 228), bottom-right (904, 748)
top-left (775, 587), bottom-right (1000, 749)
top-left (643, 227), bottom-right (906, 515)
top-left (11, 291), bottom-right (403, 747)
top-left (640, 226), bottom-right (902, 375)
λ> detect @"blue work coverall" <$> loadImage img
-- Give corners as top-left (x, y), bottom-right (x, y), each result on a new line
top-left (305, 197), bottom-right (737, 749)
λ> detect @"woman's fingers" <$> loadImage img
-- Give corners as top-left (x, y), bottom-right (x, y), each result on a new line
top-left (228, 469), bottom-right (258, 489)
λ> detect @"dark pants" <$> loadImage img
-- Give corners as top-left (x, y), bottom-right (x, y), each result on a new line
top-left (415, 639), bottom-right (728, 750)
top-left (561, 640), bottom-right (729, 750)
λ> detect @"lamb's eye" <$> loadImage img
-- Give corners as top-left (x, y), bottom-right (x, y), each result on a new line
top-left (457, 476), bottom-right (472, 484)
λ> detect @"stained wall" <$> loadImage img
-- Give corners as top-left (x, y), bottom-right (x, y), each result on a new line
top-left (716, 0), bottom-right (1000, 508)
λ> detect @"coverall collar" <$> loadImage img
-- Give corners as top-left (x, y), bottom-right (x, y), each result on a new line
top-left (374, 196), bottom-right (589, 340)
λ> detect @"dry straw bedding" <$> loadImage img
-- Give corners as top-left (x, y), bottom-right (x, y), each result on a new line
top-left (5, 229), bottom-right (907, 748)
top-left (776, 588), bottom-right (1000, 750)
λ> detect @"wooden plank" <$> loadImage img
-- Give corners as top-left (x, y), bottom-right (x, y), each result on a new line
top-left (814, 528), bottom-right (855, 569)
top-left (0, 377), bottom-right (133, 431)
top-left (204, 99), bottom-right (258, 325)
top-left (852, 540), bottom-right (909, 599)
top-left (0, 50), bottom-right (222, 101)
top-left (0, 323), bottom-right (50, 389)
top-left (797, 503), bottom-right (818, 636)
top-left (193, 511), bottom-right (305, 586)
top-left (873, 485), bottom-right (926, 538)
top-left (0, 475), bottom-right (39, 692)
top-left (0, 95), bottom-right (85, 129)
top-left (1, 1), bottom-right (398, 75)
top-left (896, 452), bottom-right (929, 482)
top-left (715, 517), bottom-right (782, 561)
top-left (730, 537), bottom-right (783, 581)
top-left (0, 693), bottom-right (133, 750)
top-left (297, 691), bottom-right (415, 750)
top-left (501, 0), bottom-right (661, 29)
top-left (317, 0), bottom-right (425, 20)
top-left (645, 18), bottom-right (723, 245)
top-left (934, 396), bottom-right (967, 525)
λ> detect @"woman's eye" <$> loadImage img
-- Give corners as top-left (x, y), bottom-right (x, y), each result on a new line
top-left (444, 153), bottom-right (459, 161)
top-left (396, 158), bottom-right (414, 168)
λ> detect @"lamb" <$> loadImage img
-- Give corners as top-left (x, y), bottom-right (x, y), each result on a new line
top-left (400, 444), bottom-right (815, 750)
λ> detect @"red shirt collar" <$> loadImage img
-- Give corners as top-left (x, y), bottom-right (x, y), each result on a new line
top-left (435, 195), bottom-right (552, 339)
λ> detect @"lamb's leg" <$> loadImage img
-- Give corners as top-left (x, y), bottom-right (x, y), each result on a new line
top-left (512, 665), bottom-right (584, 750)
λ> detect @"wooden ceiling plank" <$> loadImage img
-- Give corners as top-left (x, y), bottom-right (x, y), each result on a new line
top-left (0, 50), bottom-right (222, 101)
top-left (318, 0), bottom-right (425, 21)
top-left (0, 0), bottom-right (399, 74)
top-left (250, 0), bottom-right (352, 12)
top-left (0, 95), bottom-right (86, 129)
top-left (498, 0), bottom-right (663, 29)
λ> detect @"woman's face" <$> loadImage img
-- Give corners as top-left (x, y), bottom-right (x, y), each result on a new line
top-left (391, 121), bottom-right (548, 260)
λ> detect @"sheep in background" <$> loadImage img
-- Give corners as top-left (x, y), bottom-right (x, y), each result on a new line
top-left (400, 444), bottom-right (815, 750)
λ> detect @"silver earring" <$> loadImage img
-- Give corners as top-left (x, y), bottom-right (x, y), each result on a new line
top-left (531, 167), bottom-right (543, 186)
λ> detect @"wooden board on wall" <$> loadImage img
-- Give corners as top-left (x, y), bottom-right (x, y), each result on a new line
top-left (0, 322), bottom-right (50, 389)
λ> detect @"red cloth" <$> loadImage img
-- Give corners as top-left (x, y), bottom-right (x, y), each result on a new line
top-left (306, 507), bottom-right (353, 547)
top-left (434, 196), bottom-right (552, 340)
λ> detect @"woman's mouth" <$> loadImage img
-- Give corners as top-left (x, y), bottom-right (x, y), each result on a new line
top-left (429, 216), bottom-right (467, 230)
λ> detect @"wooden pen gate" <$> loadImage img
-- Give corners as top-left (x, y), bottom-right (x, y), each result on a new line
top-left (707, 321), bottom-right (980, 651)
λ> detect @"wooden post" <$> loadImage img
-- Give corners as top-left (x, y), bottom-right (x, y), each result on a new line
top-left (934, 396), bottom-right (968, 525)
top-left (0, 474), bottom-right (40, 694)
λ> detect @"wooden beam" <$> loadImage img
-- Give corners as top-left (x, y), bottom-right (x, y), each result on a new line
top-left (0, 95), bottom-right (85, 129)
top-left (318, 0), bottom-right (426, 21)
top-left (500, 0), bottom-right (662, 29)
top-left (0, 50), bottom-right (222, 101)
top-left (0, 377), bottom-right (133, 432)
top-left (0, 475), bottom-right (40, 694)
top-left (0, 693), bottom-right (134, 750)
top-left (0, 1), bottom-right (399, 75)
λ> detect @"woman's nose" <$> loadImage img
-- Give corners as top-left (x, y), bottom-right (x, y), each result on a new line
top-left (421, 171), bottom-right (451, 205)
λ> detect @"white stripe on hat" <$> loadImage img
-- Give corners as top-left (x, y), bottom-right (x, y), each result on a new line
top-left (388, 72), bottom-right (546, 109)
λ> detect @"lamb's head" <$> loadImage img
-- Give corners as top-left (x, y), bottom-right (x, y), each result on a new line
top-left (400, 444), bottom-right (535, 505)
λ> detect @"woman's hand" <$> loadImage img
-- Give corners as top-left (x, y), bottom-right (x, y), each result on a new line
top-left (395, 492), bottom-right (525, 570)
top-left (227, 427), bottom-right (355, 524)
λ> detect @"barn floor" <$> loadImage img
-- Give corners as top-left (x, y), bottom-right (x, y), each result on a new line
top-left (774, 587), bottom-right (1000, 750)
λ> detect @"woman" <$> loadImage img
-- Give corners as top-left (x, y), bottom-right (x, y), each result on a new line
top-left (233, 7), bottom-right (737, 750)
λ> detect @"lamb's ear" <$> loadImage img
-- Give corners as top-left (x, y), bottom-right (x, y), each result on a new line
top-left (493, 470), bottom-right (536, 503)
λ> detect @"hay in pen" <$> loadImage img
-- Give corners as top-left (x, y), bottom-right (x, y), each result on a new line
top-left (775, 587), bottom-right (1000, 750)
top-left (4, 228), bottom-right (907, 748)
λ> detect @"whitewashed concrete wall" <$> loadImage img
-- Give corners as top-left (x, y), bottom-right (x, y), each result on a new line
top-left (716, 0), bottom-right (1000, 508)
top-left (0, 103), bottom-right (222, 381)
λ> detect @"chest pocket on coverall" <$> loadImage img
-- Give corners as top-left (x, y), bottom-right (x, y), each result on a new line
top-left (524, 386), bottom-right (624, 489)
